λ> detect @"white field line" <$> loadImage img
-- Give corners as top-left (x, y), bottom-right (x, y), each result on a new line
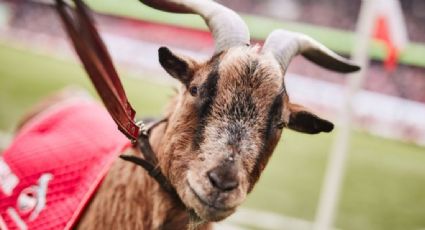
top-left (214, 222), bottom-right (247, 230)
top-left (216, 208), bottom-right (333, 230)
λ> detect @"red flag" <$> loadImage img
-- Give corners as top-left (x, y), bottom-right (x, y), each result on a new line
top-left (373, 15), bottom-right (398, 72)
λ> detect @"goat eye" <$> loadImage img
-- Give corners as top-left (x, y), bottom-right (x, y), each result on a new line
top-left (276, 121), bottom-right (285, 129)
top-left (189, 86), bottom-right (198, 96)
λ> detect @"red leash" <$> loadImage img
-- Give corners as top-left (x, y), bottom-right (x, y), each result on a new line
top-left (55, 0), bottom-right (178, 197)
top-left (55, 0), bottom-right (139, 140)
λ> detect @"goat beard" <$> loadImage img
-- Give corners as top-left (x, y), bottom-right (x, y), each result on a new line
top-left (187, 209), bottom-right (206, 230)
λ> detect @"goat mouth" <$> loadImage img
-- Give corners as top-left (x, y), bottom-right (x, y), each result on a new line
top-left (187, 183), bottom-right (235, 212)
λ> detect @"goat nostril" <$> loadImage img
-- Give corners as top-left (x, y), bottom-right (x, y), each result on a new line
top-left (207, 171), bottom-right (239, 191)
top-left (208, 171), bottom-right (220, 188)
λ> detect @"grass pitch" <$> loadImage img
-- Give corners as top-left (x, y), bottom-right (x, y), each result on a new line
top-left (1, 44), bottom-right (425, 230)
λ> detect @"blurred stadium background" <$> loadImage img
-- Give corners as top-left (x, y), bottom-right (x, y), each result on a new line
top-left (0, 0), bottom-right (424, 229)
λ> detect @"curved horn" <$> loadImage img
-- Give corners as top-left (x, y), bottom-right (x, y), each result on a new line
top-left (262, 29), bottom-right (360, 73)
top-left (139, 0), bottom-right (250, 53)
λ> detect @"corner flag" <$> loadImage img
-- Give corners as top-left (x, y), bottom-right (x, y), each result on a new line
top-left (372, 0), bottom-right (408, 72)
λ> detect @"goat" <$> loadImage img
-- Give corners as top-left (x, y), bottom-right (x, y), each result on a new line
top-left (14, 0), bottom-right (360, 229)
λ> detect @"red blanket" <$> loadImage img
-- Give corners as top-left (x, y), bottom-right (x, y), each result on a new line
top-left (0, 98), bottom-right (130, 230)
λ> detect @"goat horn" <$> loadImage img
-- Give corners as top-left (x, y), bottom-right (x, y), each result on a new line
top-left (139, 0), bottom-right (250, 53)
top-left (262, 29), bottom-right (360, 73)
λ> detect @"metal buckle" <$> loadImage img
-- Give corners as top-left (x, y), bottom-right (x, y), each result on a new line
top-left (131, 120), bottom-right (147, 145)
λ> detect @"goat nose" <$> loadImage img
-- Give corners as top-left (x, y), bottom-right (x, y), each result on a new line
top-left (207, 164), bottom-right (239, 191)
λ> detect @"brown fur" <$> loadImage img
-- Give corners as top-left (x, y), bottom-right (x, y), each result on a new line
top-left (77, 46), bottom-right (289, 227)
top-left (17, 45), bottom-right (333, 229)
top-left (77, 99), bottom-right (212, 229)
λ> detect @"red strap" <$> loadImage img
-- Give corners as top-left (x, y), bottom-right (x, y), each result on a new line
top-left (55, 0), bottom-right (139, 140)
top-left (55, 0), bottom-right (179, 201)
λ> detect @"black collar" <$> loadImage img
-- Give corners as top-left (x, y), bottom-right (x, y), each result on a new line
top-left (119, 118), bottom-right (179, 199)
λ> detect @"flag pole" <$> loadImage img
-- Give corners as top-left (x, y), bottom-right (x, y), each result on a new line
top-left (313, 0), bottom-right (377, 229)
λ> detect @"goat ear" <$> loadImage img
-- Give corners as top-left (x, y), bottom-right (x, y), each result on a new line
top-left (158, 47), bottom-right (196, 86)
top-left (287, 103), bottom-right (334, 134)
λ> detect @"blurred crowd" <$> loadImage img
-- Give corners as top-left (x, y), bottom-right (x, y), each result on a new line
top-left (2, 0), bottom-right (425, 104)
top-left (219, 0), bottom-right (425, 102)
top-left (219, 0), bottom-right (425, 42)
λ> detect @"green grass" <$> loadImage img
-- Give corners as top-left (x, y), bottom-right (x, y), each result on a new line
top-left (0, 44), bottom-right (174, 131)
top-left (84, 0), bottom-right (425, 68)
top-left (247, 132), bottom-right (425, 230)
top-left (1, 44), bottom-right (425, 230)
